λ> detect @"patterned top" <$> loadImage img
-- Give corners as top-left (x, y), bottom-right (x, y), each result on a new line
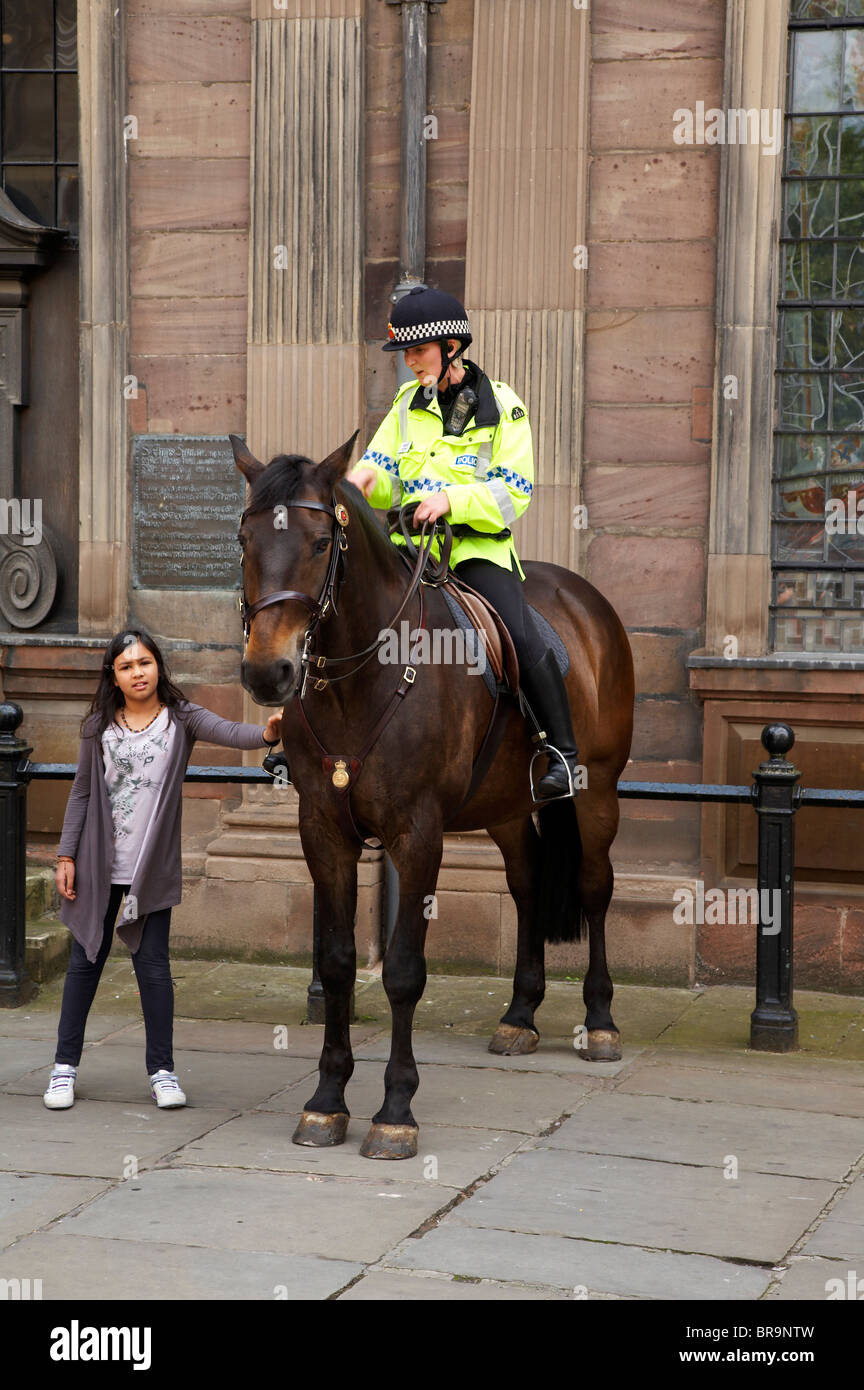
top-left (101, 707), bottom-right (176, 884)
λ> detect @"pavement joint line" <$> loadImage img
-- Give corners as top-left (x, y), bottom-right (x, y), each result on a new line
top-left (761, 1146), bottom-right (864, 1297)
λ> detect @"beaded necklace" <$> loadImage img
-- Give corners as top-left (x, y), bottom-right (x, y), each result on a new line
top-left (119, 702), bottom-right (165, 735)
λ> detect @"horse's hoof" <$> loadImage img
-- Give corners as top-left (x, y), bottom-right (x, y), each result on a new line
top-left (359, 1123), bottom-right (419, 1160)
top-left (580, 1028), bottom-right (622, 1062)
top-left (291, 1111), bottom-right (349, 1146)
top-left (488, 1023), bottom-right (539, 1056)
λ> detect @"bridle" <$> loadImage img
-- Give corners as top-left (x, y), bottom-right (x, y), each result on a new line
top-left (239, 496), bottom-right (347, 648)
top-left (238, 492), bottom-right (449, 695)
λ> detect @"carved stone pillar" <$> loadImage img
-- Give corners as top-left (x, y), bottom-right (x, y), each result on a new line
top-left (187, 0), bottom-right (382, 963)
top-left (76, 0), bottom-right (129, 634)
top-left (465, 0), bottom-right (590, 573)
top-left (0, 190), bottom-right (63, 630)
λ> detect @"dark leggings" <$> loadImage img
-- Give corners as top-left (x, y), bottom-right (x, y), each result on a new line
top-left (55, 884), bottom-right (174, 1075)
top-left (453, 555), bottom-right (546, 672)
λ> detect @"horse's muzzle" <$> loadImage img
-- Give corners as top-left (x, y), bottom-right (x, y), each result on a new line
top-left (241, 657), bottom-right (299, 706)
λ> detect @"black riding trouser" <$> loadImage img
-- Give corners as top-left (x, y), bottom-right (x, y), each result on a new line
top-left (452, 555), bottom-right (546, 673)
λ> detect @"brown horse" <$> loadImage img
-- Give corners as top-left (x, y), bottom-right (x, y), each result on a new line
top-left (231, 432), bottom-right (634, 1160)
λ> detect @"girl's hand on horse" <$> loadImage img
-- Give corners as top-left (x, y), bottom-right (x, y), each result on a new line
top-left (346, 466), bottom-right (378, 499)
top-left (56, 858), bottom-right (76, 901)
top-left (263, 713), bottom-right (282, 745)
top-left (413, 492), bottom-right (450, 526)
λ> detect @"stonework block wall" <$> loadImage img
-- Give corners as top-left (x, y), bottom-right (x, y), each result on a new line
top-left (127, 0), bottom-right (250, 437)
top-left (586, 0), bottom-right (725, 869)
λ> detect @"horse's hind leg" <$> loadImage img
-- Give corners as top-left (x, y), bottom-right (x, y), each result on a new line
top-left (487, 817), bottom-right (544, 1056)
top-left (576, 780), bottom-right (622, 1062)
top-left (292, 822), bottom-right (361, 1146)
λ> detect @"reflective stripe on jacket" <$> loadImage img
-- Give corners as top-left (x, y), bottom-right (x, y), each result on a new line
top-left (359, 360), bottom-right (533, 578)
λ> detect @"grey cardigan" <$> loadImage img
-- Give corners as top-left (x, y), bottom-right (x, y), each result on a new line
top-left (58, 701), bottom-right (270, 962)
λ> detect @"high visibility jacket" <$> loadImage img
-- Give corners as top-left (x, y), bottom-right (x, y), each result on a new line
top-left (359, 360), bottom-right (533, 578)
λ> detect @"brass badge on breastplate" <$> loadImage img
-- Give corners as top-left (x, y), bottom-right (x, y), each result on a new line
top-left (332, 759), bottom-right (350, 789)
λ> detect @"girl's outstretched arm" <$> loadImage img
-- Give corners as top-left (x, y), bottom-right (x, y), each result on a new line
top-left (181, 701), bottom-right (278, 751)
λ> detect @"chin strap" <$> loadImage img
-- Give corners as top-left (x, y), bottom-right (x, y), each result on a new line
top-left (437, 338), bottom-right (460, 385)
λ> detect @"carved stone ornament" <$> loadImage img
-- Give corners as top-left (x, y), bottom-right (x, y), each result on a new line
top-left (0, 185), bottom-right (64, 630)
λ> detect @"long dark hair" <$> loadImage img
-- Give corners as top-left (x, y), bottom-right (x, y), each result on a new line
top-left (83, 629), bottom-right (188, 737)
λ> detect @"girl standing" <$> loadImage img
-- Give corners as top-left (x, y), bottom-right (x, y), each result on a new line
top-left (44, 629), bottom-right (281, 1110)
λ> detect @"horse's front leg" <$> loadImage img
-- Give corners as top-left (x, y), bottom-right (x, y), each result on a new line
top-left (359, 822), bottom-right (443, 1161)
top-left (292, 819), bottom-right (361, 1146)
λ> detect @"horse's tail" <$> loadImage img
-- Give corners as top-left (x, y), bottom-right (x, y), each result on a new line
top-left (536, 799), bottom-right (587, 944)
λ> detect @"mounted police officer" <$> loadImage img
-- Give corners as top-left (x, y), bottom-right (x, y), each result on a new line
top-left (347, 285), bottom-right (580, 801)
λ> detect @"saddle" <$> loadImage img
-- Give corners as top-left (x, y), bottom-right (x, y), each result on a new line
top-left (439, 579), bottom-right (520, 692)
top-left (386, 503), bottom-right (520, 692)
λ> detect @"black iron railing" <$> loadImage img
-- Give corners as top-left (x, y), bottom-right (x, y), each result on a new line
top-left (2, 702), bottom-right (863, 1049)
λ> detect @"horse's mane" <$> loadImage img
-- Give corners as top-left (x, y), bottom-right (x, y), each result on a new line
top-left (244, 454), bottom-right (311, 516)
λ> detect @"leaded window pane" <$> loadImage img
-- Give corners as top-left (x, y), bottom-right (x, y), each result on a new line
top-left (773, 11), bottom-right (864, 651)
top-left (0, 1), bottom-right (78, 238)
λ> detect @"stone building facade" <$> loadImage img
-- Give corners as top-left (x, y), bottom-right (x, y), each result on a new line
top-left (1, 0), bottom-right (862, 992)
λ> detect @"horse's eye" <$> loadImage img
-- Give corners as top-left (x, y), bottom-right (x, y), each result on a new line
top-left (315, 536), bottom-right (330, 554)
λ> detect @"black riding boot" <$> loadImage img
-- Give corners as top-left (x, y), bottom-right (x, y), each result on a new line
top-left (519, 648), bottom-right (581, 801)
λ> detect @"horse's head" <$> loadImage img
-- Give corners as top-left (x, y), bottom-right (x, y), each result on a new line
top-left (231, 430), bottom-right (359, 704)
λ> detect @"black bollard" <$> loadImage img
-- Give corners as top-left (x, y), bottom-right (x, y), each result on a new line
top-left (0, 702), bottom-right (35, 1007)
top-left (750, 723), bottom-right (800, 1051)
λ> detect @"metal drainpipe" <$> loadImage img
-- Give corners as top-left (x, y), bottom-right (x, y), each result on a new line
top-left (382, 0), bottom-right (447, 949)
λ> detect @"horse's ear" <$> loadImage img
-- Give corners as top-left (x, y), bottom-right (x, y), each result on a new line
top-left (229, 434), bottom-right (265, 485)
top-left (317, 430), bottom-right (360, 490)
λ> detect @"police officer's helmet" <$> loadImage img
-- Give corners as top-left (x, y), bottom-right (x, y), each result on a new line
top-left (382, 286), bottom-right (472, 354)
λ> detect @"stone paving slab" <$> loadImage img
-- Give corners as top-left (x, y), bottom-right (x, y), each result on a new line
top-left (338, 1269), bottom-right (572, 1300)
top-left (800, 1175), bottom-right (864, 1264)
top-left (109, 1020), bottom-right (385, 1056)
top-left (766, 1257), bottom-right (859, 1301)
top-left (444, 1148), bottom-right (837, 1264)
top-left (0, 1011), bottom-right (135, 1042)
top-left (385, 1224), bottom-right (772, 1300)
top-left (5, 1045), bottom-right (317, 1112)
top-left (357, 974), bottom-right (698, 1042)
top-left (543, 1093), bottom-right (864, 1181)
top-left (0, 1172), bottom-right (110, 1251)
top-left (60, 1167), bottom-right (450, 1264)
top-left (258, 1058), bottom-right (591, 1134)
top-left (618, 1053), bottom-right (864, 1116)
top-left (0, 1232), bottom-right (361, 1300)
top-left (0, 1093), bottom-right (235, 1180)
top-left (658, 987), bottom-right (863, 1055)
top-left (352, 1029), bottom-right (642, 1078)
top-left (0, 1040), bottom-right (60, 1085)
top-left (173, 1110), bottom-right (528, 1190)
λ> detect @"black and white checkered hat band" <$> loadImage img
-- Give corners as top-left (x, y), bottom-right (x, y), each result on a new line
top-left (390, 318), bottom-right (471, 344)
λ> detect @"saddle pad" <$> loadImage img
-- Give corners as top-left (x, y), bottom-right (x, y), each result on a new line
top-left (439, 591), bottom-right (570, 697)
top-left (528, 605), bottom-right (570, 677)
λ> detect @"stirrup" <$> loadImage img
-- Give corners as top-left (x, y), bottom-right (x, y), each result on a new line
top-left (263, 749), bottom-right (291, 781)
top-left (529, 743), bottom-right (579, 802)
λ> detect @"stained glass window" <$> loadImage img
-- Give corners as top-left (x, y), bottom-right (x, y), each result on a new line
top-left (0, 0), bottom-right (78, 237)
top-left (774, 2), bottom-right (864, 651)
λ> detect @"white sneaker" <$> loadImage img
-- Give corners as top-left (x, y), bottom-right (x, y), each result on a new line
top-left (150, 1070), bottom-right (186, 1108)
top-left (43, 1064), bottom-right (77, 1109)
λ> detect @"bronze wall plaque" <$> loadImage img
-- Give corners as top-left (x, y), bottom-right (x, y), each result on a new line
top-left (132, 436), bottom-right (245, 589)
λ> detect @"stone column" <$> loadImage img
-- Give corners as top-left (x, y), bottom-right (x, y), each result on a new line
top-left (704, 0), bottom-right (790, 656)
top-left (188, 0), bottom-right (383, 966)
top-left (465, 0), bottom-right (590, 574)
top-left (77, 0), bottom-right (129, 634)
